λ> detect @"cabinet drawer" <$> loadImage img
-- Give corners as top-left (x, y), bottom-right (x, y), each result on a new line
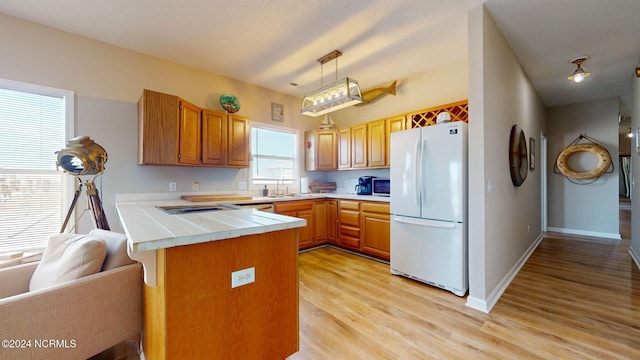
top-left (274, 200), bottom-right (313, 213)
top-left (339, 210), bottom-right (360, 226)
top-left (361, 201), bottom-right (390, 214)
top-left (339, 200), bottom-right (360, 211)
top-left (340, 225), bottom-right (360, 239)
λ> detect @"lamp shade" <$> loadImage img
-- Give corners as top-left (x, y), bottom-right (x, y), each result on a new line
top-left (301, 77), bottom-right (362, 117)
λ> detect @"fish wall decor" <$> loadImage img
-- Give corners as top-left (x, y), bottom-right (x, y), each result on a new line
top-left (356, 80), bottom-right (397, 106)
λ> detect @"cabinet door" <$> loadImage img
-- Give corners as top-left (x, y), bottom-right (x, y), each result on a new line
top-left (297, 209), bottom-right (314, 249)
top-left (385, 115), bottom-right (406, 166)
top-left (338, 128), bottom-right (352, 169)
top-left (361, 211), bottom-right (390, 260)
top-left (227, 114), bottom-right (249, 167)
top-left (351, 124), bottom-right (367, 168)
top-left (326, 200), bottom-right (338, 244)
top-left (313, 201), bottom-right (327, 243)
top-left (315, 130), bottom-right (338, 170)
top-left (367, 120), bottom-right (386, 168)
top-left (201, 110), bottom-right (227, 165)
top-left (178, 99), bottom-right (202, 165)
top-left (138, 89), bottom-right (179, 165)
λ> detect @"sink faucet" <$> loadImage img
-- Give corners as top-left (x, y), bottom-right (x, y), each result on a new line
top-left (275, 179), bottom-right (282, 197)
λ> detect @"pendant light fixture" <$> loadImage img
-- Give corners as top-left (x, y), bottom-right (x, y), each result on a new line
top-left (567, 56), bottom-right (591, 83)
top-left (301, 50), bottom-right (362, 117)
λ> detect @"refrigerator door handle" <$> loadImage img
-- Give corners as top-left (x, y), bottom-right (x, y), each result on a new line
top-left (421, 139), bottom-right (427, 207)
top-left (392, 216), bottom-right (456, 229)
top-left (414, 140), bottom-right (421, 206)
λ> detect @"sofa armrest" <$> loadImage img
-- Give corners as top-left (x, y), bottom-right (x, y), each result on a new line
top-left (0, 263), bottom-right (143, 360)
top-left (0, 262), bottom-right (38, 299)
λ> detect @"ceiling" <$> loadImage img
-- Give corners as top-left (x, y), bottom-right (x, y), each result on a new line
top-left (0, 0), bottom-right (638, 120)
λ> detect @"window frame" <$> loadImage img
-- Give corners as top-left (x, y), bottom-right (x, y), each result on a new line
top-left (249, 122), bottom-right (299, 190)
top-left (0, 78), bottom-right (75, 252)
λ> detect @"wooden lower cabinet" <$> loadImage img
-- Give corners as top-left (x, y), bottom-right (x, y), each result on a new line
top-left (360, 202), bottom-right (391, 260)
top-left (143, 230), bottom-right (298, 359)
top-left (275, 200), bottom-right (314, 249)
top-left (275, 198), bottom-right (389, 258)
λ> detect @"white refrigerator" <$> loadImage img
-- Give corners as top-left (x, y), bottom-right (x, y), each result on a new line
top-left (390, 122), bottom-right (468, 296)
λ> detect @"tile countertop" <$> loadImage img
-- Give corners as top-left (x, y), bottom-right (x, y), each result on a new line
top-left (236, 193), bottom-right (391, 204)
top-left (116, 197), bottom-right (307, 286)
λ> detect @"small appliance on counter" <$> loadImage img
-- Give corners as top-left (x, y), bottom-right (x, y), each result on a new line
top-left (372, 178), bottom-right (390, 196)
top-left (355, 176), bottom-right (376, 195)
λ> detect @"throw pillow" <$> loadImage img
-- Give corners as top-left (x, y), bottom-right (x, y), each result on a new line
top-left (89, 229), bottom-right (135, 271)
top-left (29, 233), bottom-right (107, 292)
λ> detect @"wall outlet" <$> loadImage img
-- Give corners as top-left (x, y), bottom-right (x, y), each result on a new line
top-left (192, 181), bottom-right (200, 191)
top-left (231, 267), bottom-right (255, 288)
top-left (169, 182), bottom-right (177, 192)
top-left (238, 181), bottom-right (247, 190)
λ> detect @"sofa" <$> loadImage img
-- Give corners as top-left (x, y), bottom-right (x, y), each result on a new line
top-left (0, 230), bottom-right (143, 360)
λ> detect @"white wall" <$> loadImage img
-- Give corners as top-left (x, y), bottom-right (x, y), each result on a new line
top-left (630, 76), bottom-right (640, 268)
top-left (467, 5), bottom-right (546, 312)
top-left (332, 59), bottom-right (469, 128)
top-left (546, 99), bottom-right (620, 239)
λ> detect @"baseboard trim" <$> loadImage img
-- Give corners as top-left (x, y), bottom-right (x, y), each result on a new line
top-left (630, 247), bottom-right (640, 271)
top-left (546, 227), bottom-right (621, 240)
top-left (465, 233), bottom-right (544, 313)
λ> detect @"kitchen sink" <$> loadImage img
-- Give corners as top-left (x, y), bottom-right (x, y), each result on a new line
top-left (157, 204), bottom-right (238, 215)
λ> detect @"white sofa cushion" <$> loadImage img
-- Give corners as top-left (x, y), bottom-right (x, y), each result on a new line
top-left (29, 233), bottom-right (107, 292)
top-left (89, 229), bottom-right (135, 271)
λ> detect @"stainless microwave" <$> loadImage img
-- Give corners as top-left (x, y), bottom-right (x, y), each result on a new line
top-left (372, 178), bottom-right (390, 196)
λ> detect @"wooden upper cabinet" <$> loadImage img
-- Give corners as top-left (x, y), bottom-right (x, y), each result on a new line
top-left (138, 89), bottom-right (249, 168)
top-left (227, 114), bottom-right (250, 167)
top-left (351, 124), bottom-right (367, 168)
top-left (338, 128), bottom-right (352, 169)
top-left (305, 129), bottom-right (338, 171)
top-left (201, 110), bottom-right (227, 165)
top-left (385, 115), bottom-right (406, 166)
top-left (138, 89), bottom-right (180, 165)
top-left (367, 119), bottom-right (386, 168)
top-left (178, 99), bottom-right (202, 165)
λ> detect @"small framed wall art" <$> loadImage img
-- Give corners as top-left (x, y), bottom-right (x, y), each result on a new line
top-left (271, 103), bottom-right (284, 122)
top-left (529, 137), bottom-right (535, 171)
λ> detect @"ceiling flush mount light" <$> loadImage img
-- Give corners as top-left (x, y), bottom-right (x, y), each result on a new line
top-left (567, 56), bottom-right (592, 83)
top-left (301, 50), bottom-right (362, 117)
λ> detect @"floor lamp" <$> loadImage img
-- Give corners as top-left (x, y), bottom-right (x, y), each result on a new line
top-left (56, 136), bottom-right (110, 232)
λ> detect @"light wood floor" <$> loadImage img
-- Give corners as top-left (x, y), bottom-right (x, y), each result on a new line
top-left (288, 210), bottom-right (640, 359)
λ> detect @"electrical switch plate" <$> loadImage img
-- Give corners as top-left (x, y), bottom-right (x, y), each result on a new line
top-left (192, 181), bottom-right (200, 191)
top-left (169, 182), bottom-right (177, 192)
top-left (238, 181), bottom-right (247, 190)
top-left (231, 267), bottom-right (255, 288)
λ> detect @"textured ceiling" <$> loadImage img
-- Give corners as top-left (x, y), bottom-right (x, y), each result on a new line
top-left (0, 0), bottom-right (638, 118)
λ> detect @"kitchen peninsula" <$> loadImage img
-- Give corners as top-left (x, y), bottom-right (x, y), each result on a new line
top-left (116, 196), bottom-right (306, 360)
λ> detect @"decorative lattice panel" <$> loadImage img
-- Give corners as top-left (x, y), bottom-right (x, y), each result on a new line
top-left (407, 100), bottom-right (468, 128)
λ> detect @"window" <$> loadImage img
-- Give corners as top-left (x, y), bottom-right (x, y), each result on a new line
top-left (250, 124), bottom-right (298, 187)
top-left (0, 79), bottom-right (74, 253)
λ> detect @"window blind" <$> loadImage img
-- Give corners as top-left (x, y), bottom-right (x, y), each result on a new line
top-left (250, 126), bottom-right (297, 184)
top-left (0, 87), bottom-right (66, 252)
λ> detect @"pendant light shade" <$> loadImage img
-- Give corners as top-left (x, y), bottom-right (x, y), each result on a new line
top-left (567, 56), bottom-right (591, 83)
top-left (301, 50), bottom-right (362, 117)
